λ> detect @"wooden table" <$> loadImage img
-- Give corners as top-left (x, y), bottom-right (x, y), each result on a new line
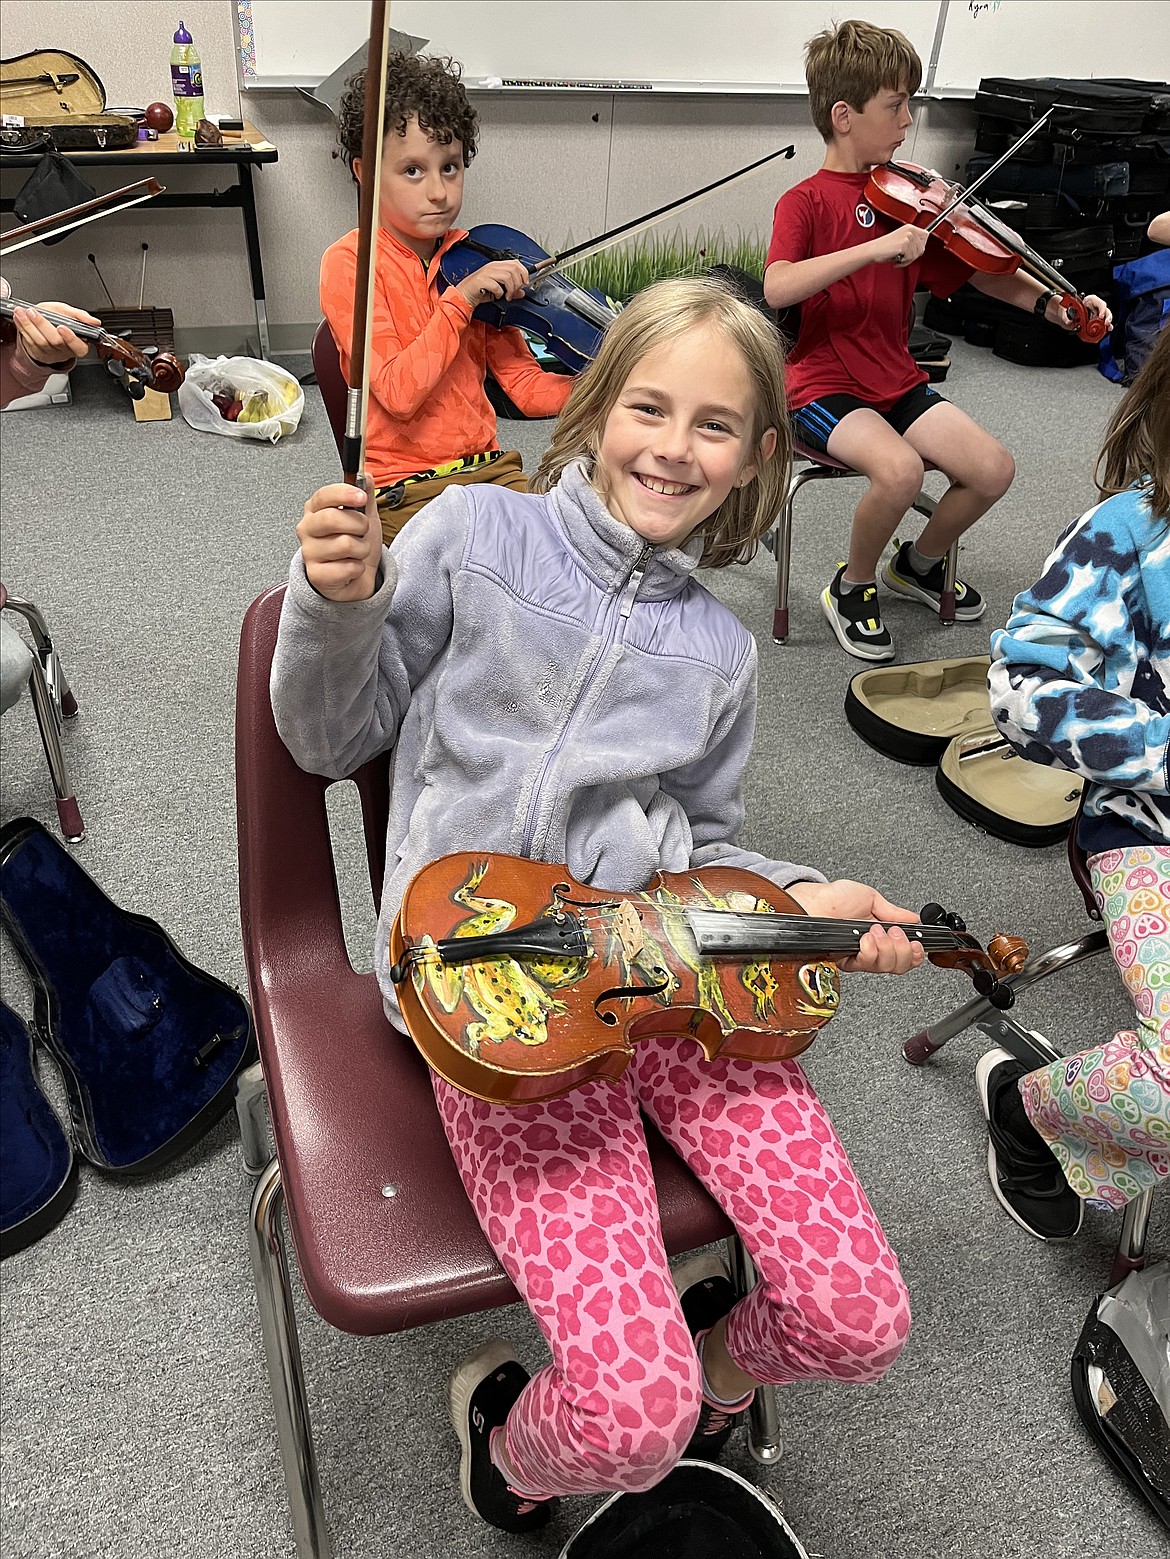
top-left (1, 122), bottom-right (279, 357)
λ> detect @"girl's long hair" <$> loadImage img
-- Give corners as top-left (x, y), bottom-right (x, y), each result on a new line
top-left (532, 276), bottom-right (792, 569)
top-left (1095, 322), bottom-right (1170, 522)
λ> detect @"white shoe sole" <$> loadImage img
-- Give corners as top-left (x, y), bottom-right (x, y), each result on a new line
top-left (820, 585), bottom-right (896, 662)
top-left (882, 565), bottom-right (987, 621)
top-left (975, 1050), bottom-right (1083, 1243)
top-left (448, 1337), bottom-right (517, 1520)
top-left (671, 1250), bottom-right (730, 1299)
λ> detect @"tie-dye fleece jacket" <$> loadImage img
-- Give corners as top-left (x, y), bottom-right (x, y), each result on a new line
top-left (989, 483), bottom-right (1170, 853)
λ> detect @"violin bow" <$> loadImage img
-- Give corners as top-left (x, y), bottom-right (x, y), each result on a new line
top-left (922, 109), bottom-right (1054, 235)
top-left (0, 177), bottom-right (165, 257)
top-left (342, 0), bottom-right (392, 485)
top-left (530, 144), bottom-right (797, 278)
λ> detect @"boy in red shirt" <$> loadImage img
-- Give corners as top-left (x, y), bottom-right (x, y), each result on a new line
top-left (322, 53), bottom-right (572, 543)
top-left (764, 20), bottom-right (1111, 661)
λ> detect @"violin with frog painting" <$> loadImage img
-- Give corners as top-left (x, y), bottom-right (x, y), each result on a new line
top-left (389, 853), bottom-right (1028, 1104)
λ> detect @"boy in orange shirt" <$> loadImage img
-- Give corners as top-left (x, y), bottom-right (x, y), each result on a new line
top-left (764, 20), bottom-right (1111, 662)
top-left (321, 53), bottom-right (572, 543)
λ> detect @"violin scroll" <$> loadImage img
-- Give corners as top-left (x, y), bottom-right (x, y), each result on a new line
top-left (920, 903), bottom-right (1027, 1009)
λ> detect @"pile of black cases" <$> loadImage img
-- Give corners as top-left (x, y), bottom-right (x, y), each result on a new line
top-left (924, 77), bottom-right (1170, 367)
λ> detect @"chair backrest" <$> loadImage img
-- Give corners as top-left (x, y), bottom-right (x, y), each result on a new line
top-left (310, 319), bottom-right (348, 462)
top-left (1066, 787), bottom-right (1101, 920)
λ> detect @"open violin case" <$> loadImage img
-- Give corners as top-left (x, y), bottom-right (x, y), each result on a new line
top-left (559, 1461), bottom-right (811, 1559)
top-left (845, 655), bottom-right (1084, 847)
top-left (0, 49), bottom-right (137, 152)
top-left (0, 817), bottom-right (255, 1256)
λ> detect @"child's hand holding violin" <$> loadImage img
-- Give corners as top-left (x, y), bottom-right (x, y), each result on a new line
top-left (11, 301), bottom-right (99, 367)
top-left (1044, 291), bottom-right (1112, 334)
top-left (786, 879), bottom-right (925, 975)
top-left (868, 224), bottom-right (929, 269)
top-left (452, 258), bottom-right (530, 306)
top-left (296, 480), bottom-right (383, 603)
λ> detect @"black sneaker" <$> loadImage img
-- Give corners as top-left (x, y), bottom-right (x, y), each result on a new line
top-left (673, 1254), bottom-right (750, 1461)
top-left (820, 565), bottom-right (895, 661)
top-left (448, 1340), bottom-right (555, 1532)
top-left (882, 541), bottom-right (986, 620)
top-left (975, 1048), bottom-right (1083, 1242)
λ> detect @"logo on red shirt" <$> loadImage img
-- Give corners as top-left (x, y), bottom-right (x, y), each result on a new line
top-left (855, 204), bottom-right (876, 228)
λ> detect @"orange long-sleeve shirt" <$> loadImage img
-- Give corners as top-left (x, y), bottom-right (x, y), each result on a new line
top-left (319, 226), bottom-right (573, 486)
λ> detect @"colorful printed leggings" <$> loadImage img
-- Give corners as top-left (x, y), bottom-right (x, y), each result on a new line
top-left (433, 1042), bottom-right (910, 1500)
top-left (1019, 845), bottom-right (1170, 1209)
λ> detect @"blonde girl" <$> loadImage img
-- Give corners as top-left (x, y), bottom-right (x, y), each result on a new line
top-left (272, 276), bottom-right (923, 1532)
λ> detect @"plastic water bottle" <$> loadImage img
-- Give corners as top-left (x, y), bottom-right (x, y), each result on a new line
top-left (170, 20), bottom-right (204, 141)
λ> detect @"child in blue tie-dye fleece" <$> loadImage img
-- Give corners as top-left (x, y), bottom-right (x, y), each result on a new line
top-left (979, 326), bottom-right (1170, 1239)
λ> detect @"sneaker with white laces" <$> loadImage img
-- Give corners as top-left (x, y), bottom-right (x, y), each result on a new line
top-left (673, 1253), bottom-right (752, 1461)
top-left (882, 541), bottom-right (986, 620)
top-left (975, 1048), bottom-right (1083, 1242)
top-left (820, 564), bottom-right (895, 661)
top-left (448, 1339), bottom-right (555, 1532)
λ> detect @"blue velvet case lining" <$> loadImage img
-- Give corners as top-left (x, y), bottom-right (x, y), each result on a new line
top-left (0, 818), bottom-right (255, 1173)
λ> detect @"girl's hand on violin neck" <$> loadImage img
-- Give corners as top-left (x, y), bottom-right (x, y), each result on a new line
top-left (454, 258), bottom-right (530, 306)
top-left (785, 879), bottom-right (925, 976)
top-left (296, 481), bottom-right (382, 603)
top-left (869, 224), bottom-right (929, 270)
top-left (14, 302), bottom-right (99, 365)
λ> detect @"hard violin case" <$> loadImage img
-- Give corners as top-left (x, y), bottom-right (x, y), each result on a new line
top-left (0, 50), bottom-right (137, 151)
top-left (0, 818), bottom-right (255, 1254)
top-left (558, 1461), bottom-right (811, 1559)
top-left (845, 656), bottom-right (1084, 847)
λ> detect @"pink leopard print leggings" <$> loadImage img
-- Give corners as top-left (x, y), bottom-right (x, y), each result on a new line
top-left (433, 1039), bottom-right (910, 1500)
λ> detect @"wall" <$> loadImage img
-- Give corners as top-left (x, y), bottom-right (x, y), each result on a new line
top-left (0, 0), bottom-right (976, 353)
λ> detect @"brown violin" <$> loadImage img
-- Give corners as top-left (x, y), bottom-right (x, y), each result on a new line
top-left (389, 853), bottom-right (1028, 1104)
top-left (0, 295), bottom-right (185, 397)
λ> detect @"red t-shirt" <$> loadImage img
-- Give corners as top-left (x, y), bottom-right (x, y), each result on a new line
top-left (766, 168), bottom-right (973, 411)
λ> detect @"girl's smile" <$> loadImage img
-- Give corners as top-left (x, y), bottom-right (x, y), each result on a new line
top-left (596, 324), bottom-right (774, 550)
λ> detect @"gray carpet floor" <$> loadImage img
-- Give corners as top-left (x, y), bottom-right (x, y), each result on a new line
top-left (0, 339), bottom-right (1164, 1559)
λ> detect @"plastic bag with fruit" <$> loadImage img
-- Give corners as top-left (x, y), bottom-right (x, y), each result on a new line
top-left (177, 354), bottom-right (304, 444)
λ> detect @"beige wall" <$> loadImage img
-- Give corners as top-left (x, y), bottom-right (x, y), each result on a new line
top-left (1, 0), bottom-right (975, 353)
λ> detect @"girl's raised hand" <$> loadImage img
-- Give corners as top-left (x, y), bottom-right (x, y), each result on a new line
top-left (296, 479), bottom-right (382, 602)
top-left (785, 878), bottom-right (925, 975)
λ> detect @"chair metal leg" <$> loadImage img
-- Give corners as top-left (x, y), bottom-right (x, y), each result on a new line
top-left (907, 490), bottom-right (956, 626)
top-left (725, 1236), bottom-right (783, 1465)
top-left (235, 1060), bottom-right (272, 1174)
top-left (249, 1157), bottom-right (333, 1559)
top-left (1109, 1187), bottom-right (1155, 1286)
top-left (770, 466), bottom-right (836, 646)
top-left (902, 929), bottom-right (1109, 1063)
top-left (23, 644), bottom-right (83, 841)
top-left (771, 495), bottom-right (793, 644)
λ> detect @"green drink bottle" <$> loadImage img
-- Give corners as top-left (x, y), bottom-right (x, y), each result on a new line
top-left (170, 21), bottom-right (204, 142)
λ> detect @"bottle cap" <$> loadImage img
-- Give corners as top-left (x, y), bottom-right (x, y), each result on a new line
top-left (174, 22), bottom-right (192, 43)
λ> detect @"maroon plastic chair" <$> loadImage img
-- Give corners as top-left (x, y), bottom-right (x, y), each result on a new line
top-left (310, 319), bottom-right (347, 462)
top-left (766, 440), bottom-right (956, 645)
top-left (234, 584), bottom-right (782, 1559)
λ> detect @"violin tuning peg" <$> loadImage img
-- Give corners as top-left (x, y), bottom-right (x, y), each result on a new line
top-left (945, 912), bottom-right (967, 933)
top-left (142, 345), bottom-right (158, 357)
top-left (106, 358), bottom-right (125, 378)
top-left (919, 903), bottom-right (945, 925)
top-left (126, 380), bottom-right (145, 401)
top-left (988, 983), bottom-right (1015, 1012)
top-left (971, 968), bottom-right (996, 996)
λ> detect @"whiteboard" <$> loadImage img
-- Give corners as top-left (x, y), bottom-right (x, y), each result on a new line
top-left (931, 0), bottom-right (1170, 94)
top-left (238, 0), bottom-right (944, 91)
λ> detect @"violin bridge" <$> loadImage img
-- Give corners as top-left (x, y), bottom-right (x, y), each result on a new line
top-left (611, 901), bottom-right (645, 963)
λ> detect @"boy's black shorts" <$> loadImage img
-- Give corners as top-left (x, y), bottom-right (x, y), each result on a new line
top-left (792, 383), bottom-right (946, 457)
